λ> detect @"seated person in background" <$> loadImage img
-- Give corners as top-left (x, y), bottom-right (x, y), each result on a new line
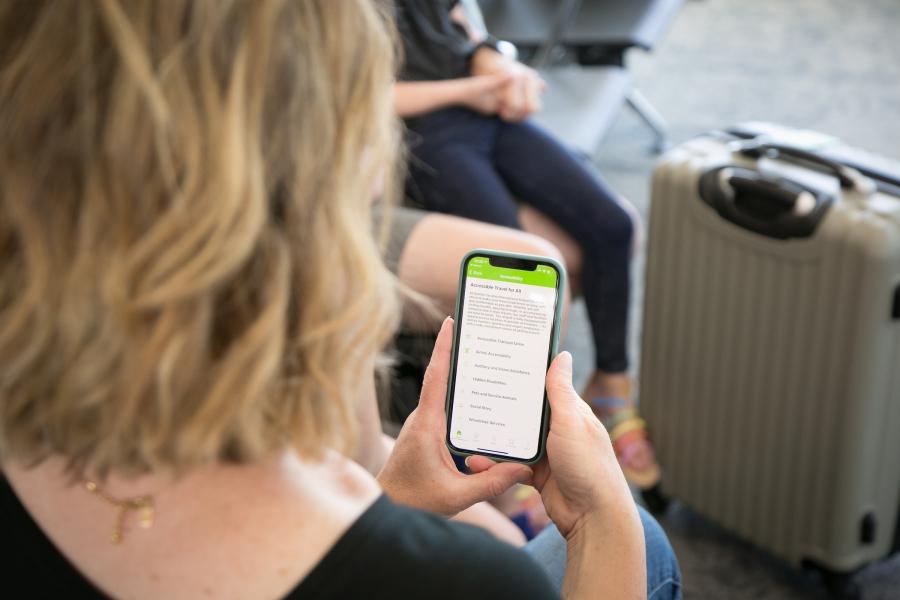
top-left (393, 0), bottom-right (662, 492)
top-left (0, 1), bottom-right (680, 598)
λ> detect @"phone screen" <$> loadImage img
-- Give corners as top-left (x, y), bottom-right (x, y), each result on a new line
top-left (447, 253), bottom-right (561, 462)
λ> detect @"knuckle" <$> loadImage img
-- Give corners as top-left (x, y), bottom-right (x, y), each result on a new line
top-left (486, 478), bottom-right (506, 499)
top-left (578, 402), bottom-right (599, 422)
top-left (420, 367), bottom-right (445, 397)
top-left (546, 373), bottom-right (572, 393)
top-left (581, 416), bottom-right (602, 439)
top-left (421, 364), bottom-right (437, 388)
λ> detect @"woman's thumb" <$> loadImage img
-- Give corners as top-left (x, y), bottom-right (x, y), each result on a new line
top-left (545, 352), bottom-right (579, 412)
top-left (463, 463), bottom-right (533, 504)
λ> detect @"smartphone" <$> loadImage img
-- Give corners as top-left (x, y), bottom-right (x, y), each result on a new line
top-left (445, 249), bottom-right (565, 464)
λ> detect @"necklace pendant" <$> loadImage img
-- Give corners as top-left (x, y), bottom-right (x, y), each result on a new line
top-left (81, 479), bottom-right (156, 543)
top-left (138, 504), bottom-right (155, 529)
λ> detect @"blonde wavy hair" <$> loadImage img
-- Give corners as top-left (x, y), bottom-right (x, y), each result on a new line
top-left (0, 0), bottom-right (401, 476)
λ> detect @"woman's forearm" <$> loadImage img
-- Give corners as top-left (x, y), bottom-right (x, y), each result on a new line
top-left (562, 506), bottom-right (646, 600)
top-left (394, 80), bottom-right (470, 118)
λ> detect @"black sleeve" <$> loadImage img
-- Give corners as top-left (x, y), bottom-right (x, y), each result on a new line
top-left (445, 527), bottom-right (562, 599)
top-left (293, 495), bottom-right (560, 600)
top-left (396, 0), bottom-right (477, 81)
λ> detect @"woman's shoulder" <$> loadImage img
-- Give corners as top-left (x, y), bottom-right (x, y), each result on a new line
top-left (4, 453), bottom-right (558, 600)
top-left (1, 451), bottom-right (382, 599)
top-left (292, 494), bottom-right (559, 600)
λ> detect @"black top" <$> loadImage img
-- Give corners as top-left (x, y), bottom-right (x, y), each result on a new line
top-left (397, 0), bottom-right (476, 81)
top-left (1, 474), bottom-right (558, 599)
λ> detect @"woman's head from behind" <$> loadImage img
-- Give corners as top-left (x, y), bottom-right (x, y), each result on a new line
top-left (0, 0), bottom-right (399, 476)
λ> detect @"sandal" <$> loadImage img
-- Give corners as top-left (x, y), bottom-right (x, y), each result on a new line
top-left (590, 396), bottom-right (661, 490)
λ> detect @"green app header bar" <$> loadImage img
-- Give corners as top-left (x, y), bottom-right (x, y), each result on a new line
top-left (466, 256), bottom-right (558, 288)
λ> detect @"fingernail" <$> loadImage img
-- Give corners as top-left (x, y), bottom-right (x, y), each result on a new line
top-left (516, 467), bottom-right (532, 483)
top-left (464, 456), bottom-right (471, 468)
top-left (558, 351), bottom-right (573, 372)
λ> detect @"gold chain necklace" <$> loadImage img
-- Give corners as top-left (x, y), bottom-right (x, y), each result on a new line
top-left (82, 480), bottom-right (155, 544)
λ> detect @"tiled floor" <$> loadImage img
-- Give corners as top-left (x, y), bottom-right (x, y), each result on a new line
top-left (556, 0), bottom-right (900, 597)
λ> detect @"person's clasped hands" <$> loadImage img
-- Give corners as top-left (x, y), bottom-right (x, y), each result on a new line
top-left (460, 47), bottom-right (547, 122)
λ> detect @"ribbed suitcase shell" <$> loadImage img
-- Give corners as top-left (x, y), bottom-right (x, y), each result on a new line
top-left (640, 132), bottom-right (900, 572)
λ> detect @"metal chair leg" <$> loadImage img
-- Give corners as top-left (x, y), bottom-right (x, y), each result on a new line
top-left (626, 87), bottom-right (671, 153)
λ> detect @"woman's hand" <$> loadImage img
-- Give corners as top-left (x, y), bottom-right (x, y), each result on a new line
top-left (377, 317), bottom-right (533, 516)
top-left (470, 48), bottom-right (545, 122)
top-left (467, 352), bottom-right (637, 539)
top-left (457, 73), bottom-right (513, 115)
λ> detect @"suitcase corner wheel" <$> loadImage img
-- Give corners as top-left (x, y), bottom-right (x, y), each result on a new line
top-left (816, 567), bottom-right (862, 600)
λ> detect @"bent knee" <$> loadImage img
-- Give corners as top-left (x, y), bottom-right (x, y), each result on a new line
top-left (517, 233), bottom-right (567, 269)
top-left (600, 202), bottom-right (636, 250)
top-left (616, 197), bottom-right (644, 253)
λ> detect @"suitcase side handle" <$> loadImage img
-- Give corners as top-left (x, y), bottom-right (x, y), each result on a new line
top-left (737, 141), bottom-right (858, 190)
top-left (699, 166), bottom-right (833, 240)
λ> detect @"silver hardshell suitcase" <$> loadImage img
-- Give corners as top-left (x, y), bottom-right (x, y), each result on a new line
top-left (639, 124), bottom-right (900, 586)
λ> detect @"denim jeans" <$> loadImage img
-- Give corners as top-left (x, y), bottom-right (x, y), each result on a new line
top-left (406, 108), bottom-right (633, 371)
top-left (523, 505), bottom-right (682, 599)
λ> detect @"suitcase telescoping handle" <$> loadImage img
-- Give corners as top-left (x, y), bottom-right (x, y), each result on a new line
top-left (736, 141), bottom-right (860, 190)
top-left (699, 166), bottom-right (833, 240)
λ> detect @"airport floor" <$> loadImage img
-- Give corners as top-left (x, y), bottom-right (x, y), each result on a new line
top-left (559, 0), bottom-right (900, 597)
